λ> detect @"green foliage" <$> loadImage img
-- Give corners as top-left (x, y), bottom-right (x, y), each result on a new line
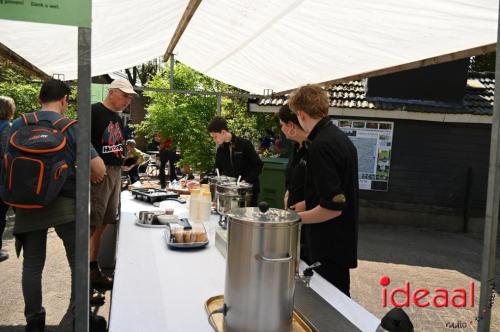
top-left (134, 63), bottom-right (218, 172)
top-left (0, 61), bottom-right (78, 119)
top-left (471, 52), bottom-right (495, 72)
top-left (0, 61), bottom-right (40, 117)
top-left (135, 62), bottom-right (280, 173)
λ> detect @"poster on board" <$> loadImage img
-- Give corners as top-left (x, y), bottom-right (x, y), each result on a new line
top-left (332, 119), bottom-right (394, 191)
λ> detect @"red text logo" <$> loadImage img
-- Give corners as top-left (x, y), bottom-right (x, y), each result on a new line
top-left (379, 275), bottom-right (475, 308)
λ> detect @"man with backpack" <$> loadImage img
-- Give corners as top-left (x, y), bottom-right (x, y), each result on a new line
top-left (90, 78), bottom-right (136, 292)
top-left (2, 79), bottom-right (107, 331)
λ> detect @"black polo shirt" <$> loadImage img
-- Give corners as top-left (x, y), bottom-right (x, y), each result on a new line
top-left (285, 142), bottom-right (308, 207)
top-left (303, 117), bottom-right (359, 268)
top-left (215, 134), bottom-right (263, 190)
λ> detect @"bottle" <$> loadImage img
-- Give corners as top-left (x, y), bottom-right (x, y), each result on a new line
top-left (201, 183), bottom-right (210, 192)
top-left (198, 191), bottom-right (211, 222)
top-left (189, 189), bottom-right (200, 222)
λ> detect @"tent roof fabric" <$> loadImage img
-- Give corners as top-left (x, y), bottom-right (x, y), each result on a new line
top-left (0, 0), bottom-right (498, 93)
top-left (252, 72), bottom-right (495, 116)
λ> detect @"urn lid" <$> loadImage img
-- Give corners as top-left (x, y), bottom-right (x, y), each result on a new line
top-left (227, 202), bottom-right (300, 225)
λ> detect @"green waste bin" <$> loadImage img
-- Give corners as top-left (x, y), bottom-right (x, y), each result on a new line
top-left (258, 157), bottom-right (288, 209)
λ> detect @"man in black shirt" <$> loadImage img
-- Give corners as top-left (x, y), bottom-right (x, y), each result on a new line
top-left (207, 116), bottom-right (263, 206)
top-left (288, 84), bottom-right (359, 297)
top-left (90, 79), bottom-right (136, 291)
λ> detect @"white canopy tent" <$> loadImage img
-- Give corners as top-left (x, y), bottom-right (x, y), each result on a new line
top-left (0, 0), bottom-right (498, 93)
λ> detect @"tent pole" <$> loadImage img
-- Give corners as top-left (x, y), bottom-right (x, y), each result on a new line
top-left (75, 26), bottom-right (91, 332)
top-left (216, 94), bottom-right (221, 115)
top-left (477, 2), bottom-right (500, 331)
top-left (170, 54), bottom-right (175, 89)
top-left (163, 0), bottom-right (203, 60)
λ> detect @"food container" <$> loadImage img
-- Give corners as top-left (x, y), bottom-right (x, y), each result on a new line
top-left (223, 203), bottom-right (300, 332)
top-left (208, 176), bottom-right (236, 203)
top-left (164, 222), bottom-right (209, 249)
top-left (215, 181), bottom-right (253, 216)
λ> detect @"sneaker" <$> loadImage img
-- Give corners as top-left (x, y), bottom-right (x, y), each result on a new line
top-left (90, 312), bottom-right (107, 332)
top-left (26, 311), bottom-right (45, 332)
top-left (0, 249), bottom-right (8, 263)
top-left (90, 268), bottom-right (113, 291)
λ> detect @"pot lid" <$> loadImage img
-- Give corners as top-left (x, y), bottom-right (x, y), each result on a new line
top-left (217, 181), bottom-right (253, 189)
top-left (209, 175), bottom-right (236, 182)
top-left (227, 202), bottom-right (300, 225)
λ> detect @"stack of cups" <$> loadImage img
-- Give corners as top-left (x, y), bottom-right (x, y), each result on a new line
top-left (189, 188), bottom-right (201, 222)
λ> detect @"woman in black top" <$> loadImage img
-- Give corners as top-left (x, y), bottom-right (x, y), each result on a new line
top-left (278, 104), bottom-right (310, 261)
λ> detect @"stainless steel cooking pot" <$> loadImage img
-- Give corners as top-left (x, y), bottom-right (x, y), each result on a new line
top-left (215, 181), bottom-right (253, 216)
top-left (208, 175), bottom-right (236, 203)
top-left (223, 203), bottom-right (300, 332)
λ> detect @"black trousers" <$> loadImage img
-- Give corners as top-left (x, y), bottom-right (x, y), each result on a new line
top-left (0, 199), bottom-right (9, 250)
top-left (19, 222), bottom-right (75, 319)
top-left (316, 262), bottom-right (351, 297)
top-left (159, 149), bottom-right (177, 185)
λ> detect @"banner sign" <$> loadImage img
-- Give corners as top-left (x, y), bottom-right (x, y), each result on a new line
top-left (0, 0), bottom-right (91, 27)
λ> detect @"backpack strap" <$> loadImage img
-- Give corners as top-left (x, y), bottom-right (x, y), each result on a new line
top-left (21, 112), bottom-right (39, 126)
top-left (52, 117), bottom-right (77, 133)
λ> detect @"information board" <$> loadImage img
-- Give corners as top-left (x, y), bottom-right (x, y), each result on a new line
top-left (332, 119), bottom-right (394, 191)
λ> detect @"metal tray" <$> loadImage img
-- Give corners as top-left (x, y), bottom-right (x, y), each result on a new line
top-left (131, 188), bottom-right (181, 203)
top-left (164, 227), bottom-right (209, 250)
top-left (205, 295), bottom-right (313, 332)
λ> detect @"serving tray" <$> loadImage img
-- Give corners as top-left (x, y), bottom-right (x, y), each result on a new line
top-left (205, 295), bottom-right (312, 332)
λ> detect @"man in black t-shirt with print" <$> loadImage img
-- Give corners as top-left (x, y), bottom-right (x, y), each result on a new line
top-left (90, 79), bottom-right (136, 291)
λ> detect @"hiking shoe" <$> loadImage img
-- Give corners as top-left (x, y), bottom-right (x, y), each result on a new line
top-left (0, 249), bottom-right (8, 263)
top-left (90, 268), bottom-right (113, 291)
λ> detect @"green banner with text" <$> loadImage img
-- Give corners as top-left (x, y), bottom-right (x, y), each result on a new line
top-left (0, 0), bottom-right (90, 27)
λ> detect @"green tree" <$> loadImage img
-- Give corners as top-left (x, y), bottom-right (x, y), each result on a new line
top-left (135, 62), bottom-right (280, 173)
top-left (0, 61), bottom-right (39, 117)
top-left (0, 61), bottom-right (78, 119)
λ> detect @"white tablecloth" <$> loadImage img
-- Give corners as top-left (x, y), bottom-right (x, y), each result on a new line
top-left (110, 192), bottom-right (380, 332)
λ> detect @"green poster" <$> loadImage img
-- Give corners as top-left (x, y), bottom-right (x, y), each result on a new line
top-left (0, 0), bottom-right (90, 27)
top-left (91, 84), bottom-right (109, 104)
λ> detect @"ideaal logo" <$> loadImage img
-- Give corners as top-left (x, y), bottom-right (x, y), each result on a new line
top-left (379, 275), bottom-right (475, 308)
top-left (380, 276), bottom-right (496, 329)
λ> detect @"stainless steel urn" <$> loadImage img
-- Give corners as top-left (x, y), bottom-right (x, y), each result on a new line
top-left (223, 203), bottom-right (300, 332)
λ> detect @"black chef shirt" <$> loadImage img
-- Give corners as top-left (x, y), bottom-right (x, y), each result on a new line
top-left (285, 142), bottom-right (308, 207)
top-left (215, 134), bottom-right (263, 191)
top-left (303, 117), bottom-right (359, 268)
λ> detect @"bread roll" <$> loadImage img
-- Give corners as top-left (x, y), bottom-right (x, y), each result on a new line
top-left (183, 230), bottom-right (193, 243)
top-left (195, 231), bottom-right (208, 242)
top-left (171, 228), bottom-right (183, 243)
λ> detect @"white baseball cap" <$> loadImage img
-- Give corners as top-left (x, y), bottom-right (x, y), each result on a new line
top-left (109, 79), bottom-right (137, 95)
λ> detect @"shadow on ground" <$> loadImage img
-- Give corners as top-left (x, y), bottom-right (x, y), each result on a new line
top-left (358, 223), bottom-right (500, 288)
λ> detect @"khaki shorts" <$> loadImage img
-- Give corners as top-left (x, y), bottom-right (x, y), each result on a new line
top-left (91, 165), bottom-right (121, 227)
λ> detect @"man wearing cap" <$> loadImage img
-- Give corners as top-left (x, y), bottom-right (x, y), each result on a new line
top-left (90, 79), bottom-right (136, 293)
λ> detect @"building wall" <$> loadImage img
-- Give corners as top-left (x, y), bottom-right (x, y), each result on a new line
top-left (333, 116), bottom-right (492, 231)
